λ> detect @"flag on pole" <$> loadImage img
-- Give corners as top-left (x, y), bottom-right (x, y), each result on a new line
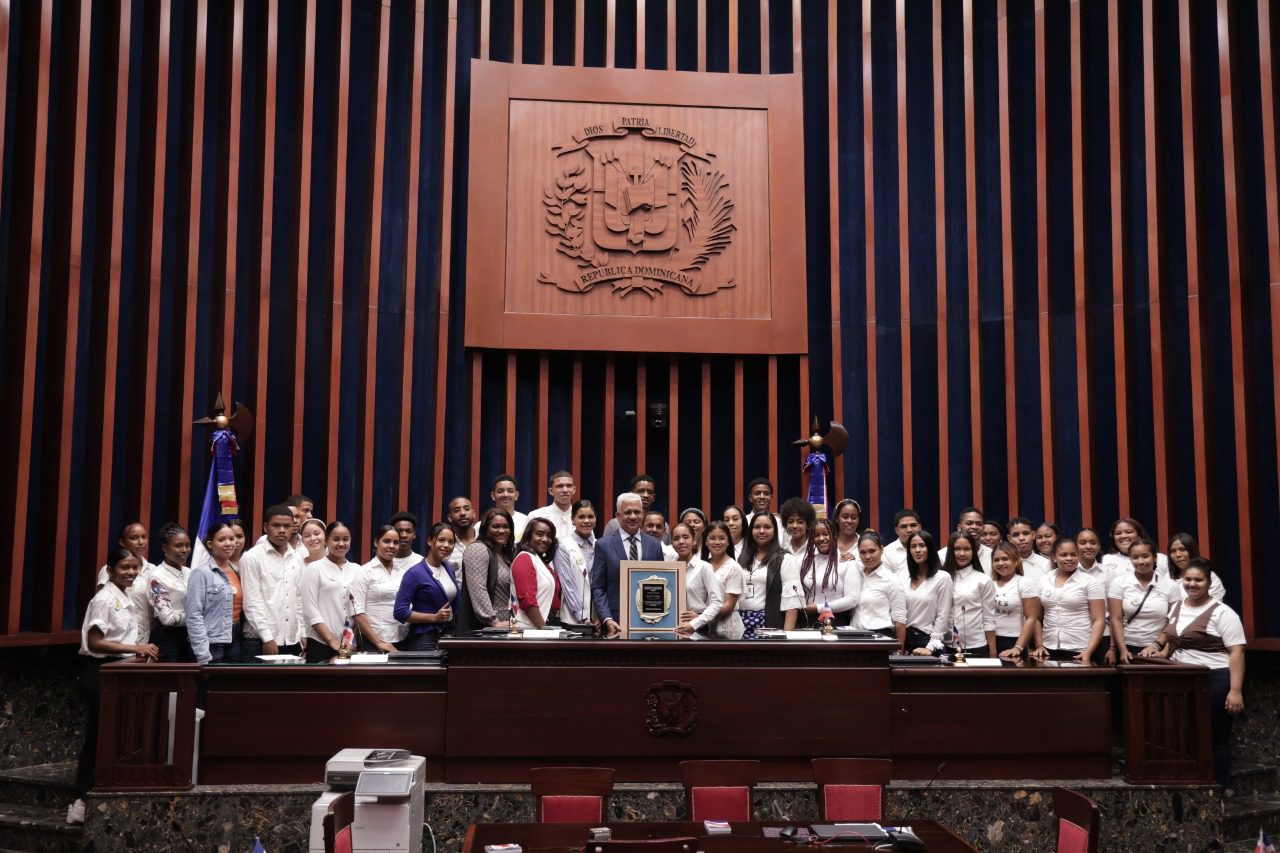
top-left (189, 427), bottom-right (240, 569)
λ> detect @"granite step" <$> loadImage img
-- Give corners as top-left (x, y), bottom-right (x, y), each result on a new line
top-left (1222, 793), bottom-right (1280, 842)
top-left (1231, 761), bottom-right (1280, 797)
top-left (0, 802), bottom-right (88, 853)
top-left (0, 763), bottom-right (78, 808)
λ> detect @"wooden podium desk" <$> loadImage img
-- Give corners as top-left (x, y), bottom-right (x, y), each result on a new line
top-left (462, 820), bottom-right (979, 852)
top-left (440, 636), bottom-right (898, 783)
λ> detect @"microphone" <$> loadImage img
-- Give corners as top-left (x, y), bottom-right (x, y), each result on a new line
top-left (923, 760), bottom-right (948, 793)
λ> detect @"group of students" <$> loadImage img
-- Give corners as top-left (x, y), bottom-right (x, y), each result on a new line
top-left (74, 471), bottom-right (1248, 822)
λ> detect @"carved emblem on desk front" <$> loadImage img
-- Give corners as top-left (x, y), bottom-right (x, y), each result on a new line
top-left (645, 680), bottom-right (698, 736)
top-left (539, 117), bottom-right (736, 299)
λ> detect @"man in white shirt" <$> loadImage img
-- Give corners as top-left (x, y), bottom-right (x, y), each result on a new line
top-left (390, 511), bottom-right (425, 571)
top-left (474, 474), bottom-right (528, 539)
top-left (447, 496), bottom-right (477, 565)
top-left (603, 474), bottom-right (666, 541)
top-left (527, 470), bottom-right (577, 541)
top-left (252, 493), bottom-right (312, 558)
top-left (937, 506), bottom-right (993, 572)
top-left (745, 477), bottom-right (783, 530)
top-left (644, 511), bottom-right (680, 561)
top-left (882, 509), bottom-right (922, 578)
top-left (240, 504), bottom-right (307, 657)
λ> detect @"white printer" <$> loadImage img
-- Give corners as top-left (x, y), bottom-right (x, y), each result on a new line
top-left (310, 749), bottom-right (426, 853)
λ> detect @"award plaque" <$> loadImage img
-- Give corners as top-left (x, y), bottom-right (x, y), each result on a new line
top-left (619, 560), bottom-right (686, 640)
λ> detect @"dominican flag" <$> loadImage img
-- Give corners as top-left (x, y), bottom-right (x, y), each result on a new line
top-left (190, 427), bottom-right (240, 569)
top-left (1258, 830), bottom-right (1276, 853)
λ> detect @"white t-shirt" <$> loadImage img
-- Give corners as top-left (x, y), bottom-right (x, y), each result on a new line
top-left (301, 558), bottom-right (360, 643)
top-left (710, 559), bottom-right (747, 639)
top-left (1107, 572), bottom-right (1175, 647)
top-left (950, 567), bottom-right (996, 649)
top-left (474, 511), bottom-right (528, 540)
top-left (80, 582), bottom-right (141, 658)
top-left (1039, 570), bottom-right (1105, 651)
top-left (854, 565), bottom-right (907, 631)
top-left (992, 574), bottom-right (1039, 638)
top-left (903, 571), bottom-right (953, 650)
top-left (1169, 600), bottom-right (1246, 669)
top-left (1077, 562), bottom-right (1115, 637)
top-left (352, 560), bottom-right (410, 645)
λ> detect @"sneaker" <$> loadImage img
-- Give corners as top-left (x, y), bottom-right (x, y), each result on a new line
top-left (66, 798), bottom-right (85, 824)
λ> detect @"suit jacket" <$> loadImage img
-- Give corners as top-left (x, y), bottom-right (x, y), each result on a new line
top-left (590, 529), bottom-right (665, 623)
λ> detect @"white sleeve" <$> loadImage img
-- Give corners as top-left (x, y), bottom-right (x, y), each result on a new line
top-left (887, 576), bottom-right (907, 626)
top-left (300, 563), bottom-right (325, 629)
top-left (127, 570), bottom-right (152, 643)
top-left (779, 555), bottom-right (804, 611)
top-left (350, 566), bottom-right (372, 616)
top-left (1085, 575), bottom-right (1106, 601)
top-left (979, 575), bottom-right (997, 633)
top-left (239, 550), bottom-right (274, 645)
top-left (929, 574), bottom-right (953, 650)
top-left (690, 566), bottom-right (724, 630)
top-left (1209, 571), bottom-right (1226, 602)
top-left (1212, 606), bottom-right (1247, 647)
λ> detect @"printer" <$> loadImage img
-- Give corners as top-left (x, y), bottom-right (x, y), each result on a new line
top-left (310, 749), bottom-right (426, 853)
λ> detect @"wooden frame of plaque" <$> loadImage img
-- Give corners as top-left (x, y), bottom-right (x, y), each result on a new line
top-left (464, 60), bottom-right (807, 354)
top-left (618, 560), bottom-right (687, 640)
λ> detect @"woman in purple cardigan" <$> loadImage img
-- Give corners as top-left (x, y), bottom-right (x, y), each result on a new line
top-left (393, 524), bottom-right (459, 651)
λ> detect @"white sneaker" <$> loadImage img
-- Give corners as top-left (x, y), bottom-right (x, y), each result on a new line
top-left (66, 798), bottom-right (85, 824)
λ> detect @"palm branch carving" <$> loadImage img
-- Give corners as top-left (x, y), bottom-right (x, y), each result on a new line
top-left (677, 160), bottom-right (736, 272)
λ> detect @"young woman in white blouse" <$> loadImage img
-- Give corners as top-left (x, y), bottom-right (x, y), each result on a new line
top-left (852, 531), bottom-right (907, 650)
top-left (1108, 538), bottom-right (1175, 662)
top-left (1166, 533), bottom-right (1226, 601)
top-left (902, 531), bottom-right (951, 655)
top-left (721, 505), bottom-right (748, 561)
top-left (509, 518), bottom-right (561, 630)
top-left (353, 525), bottom-right (410, 652)
top-left (1031, 537), bottom-right (1105, 663)
top-left (1007, 517), bottom-right (1049, 583)
top-left (799, 519), bottom-right (858, 628)
top-left (943, 532), bottom-right (996, 657)
top-left (674, 523), bottom-right (725, 636)
top-left (832, 499), bottom-right (863, 567)
top-left (132, 522), bottom-right (194, 662)
top-left (1075, 527), bottom-right (1116, 663)
top-left (700, 522), bottom-right (746, 639)
top-left (301, 521), bottom-right (359, 662)
top-left (1102, 516), bottom-right (1169, 577)
top-left (70, 548), bottom-right (160, 824)
top-left (738, 513), bottom-right (800, 638)
top-left (1142, 559), bottom-right (1246, 787)
top-left (1034, 522), bottom-right (1061, 561)
top-left (299, 518), bottom-right (328, 565)
top-left (678, 508), bottom-right (708, 554)
top-left (979, 519), bottom-right (1005, 551)
top-left (96, 522), bottom-right (154, 590)
top-left (992, 542), bottom-right (1042, 659)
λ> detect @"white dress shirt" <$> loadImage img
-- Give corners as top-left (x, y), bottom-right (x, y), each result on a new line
top-left (1107, 572), bottom-right (1175, 647)
top-left (129, 562), bottom-right (190, 643)
top-left (301, 558), bottom-right (360, 643)
top-left (903, 571), bottom-right (953, 651)
top-left (1039, 570), bottom-right (1105, 651)
top-left (950, 567), bottom-right (996, 650)
top-left (937, 543), bottom-right (993, 573)
top-left (352, 559), bottom-right (410, 646)
top-left (882, 539), bottom-right (910, 578)
top-left (527, 503), bottom-right (575, 541)
top-left (683, 558), bottom-right (725, 631)
top-left (239, 540), bottom-right (307, 646)
top-left (1020, 552), bottom-right (1051, 585)
top-left (1077, 562), bottom-right (1115, 637)
top-left (992, 574), bottom-right (1039, 638)
top-left (810, 553), bottom-right (860, 616)
top-left (854, 565), bottom-right (907, 631)
top-left (779, 553), bottom-right (804, 613)
top-left (80, 582), bottom-right (141, 658)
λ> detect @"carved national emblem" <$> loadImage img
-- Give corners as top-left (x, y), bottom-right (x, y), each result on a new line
top-left (539, 118), bottom-right (736, 299)
top-left (644, 680), bottom-right (699, 736)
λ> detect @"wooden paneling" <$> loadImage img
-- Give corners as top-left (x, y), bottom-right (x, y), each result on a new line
top-left (961, 0), bottom-right (982, 511)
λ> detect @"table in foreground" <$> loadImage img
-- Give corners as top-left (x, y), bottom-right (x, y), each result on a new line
top-left (462, 820), bottom-right (979, 852)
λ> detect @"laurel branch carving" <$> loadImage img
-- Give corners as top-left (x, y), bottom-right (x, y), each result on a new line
top-left (676, 160), bottom-right (736, 288)
top-left (542, 164), bottom-right (608, 269)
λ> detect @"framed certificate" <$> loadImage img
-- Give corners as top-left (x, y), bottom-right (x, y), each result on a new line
top-left (619, 560), bottom-right (686, 640)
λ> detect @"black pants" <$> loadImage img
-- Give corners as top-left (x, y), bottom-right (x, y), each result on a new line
top-left (1209, 667), bottom-right (1233, 787)
top-left (153, 623), bottom-right (194, 663)
top-left (904, 626), bottom-right (934, 654)
top-left (75, 657), bottom-right (105, 797)
top-left (305, 641), bottom-right (339, 663)
top-left (995, 635), bottom-right (1021, 655)
top-left (398, 632), bottom-right (439, 651)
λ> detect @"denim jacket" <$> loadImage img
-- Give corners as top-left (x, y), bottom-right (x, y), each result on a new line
top-left (186, 561), bottom-right (234, 664)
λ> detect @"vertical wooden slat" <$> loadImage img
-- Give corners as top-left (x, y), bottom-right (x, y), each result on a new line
top-left (251, 0), bottom-right (276, 524)
top-left (544, 0), bottom-right (554, 63)
top-left (767, 356), bottom-right (778, 510)
top-left (606, 0), bottom-right (615, 67)
top-left (1177, 0), bottom-right (1210, 553)
top-left (733, 358), bottom-right (744, 505)
top-left (1141, 0), bottom-right (1171, 543)
top-left (1070, 0), bottom-right (1091, 523)
top-left (962, 0), bottom-right (982, 510)
top-left (1260, 1), bottom-right (1280, 531)
top-left (934, 0), bottom-right (950, 527)
top-left (864, 0), bottom-right (879, 523)
top-left (433, 0), bottom-right (461, 515)
top-left (697, 0), bottom-right (706, 71)
top-left (325, 0), bottom-right (354, 518)
top-left (667, 0), bottom-right (676, 70)
top-left (728, 0), bottom-right (738, 72)
top-left (504, 354), bottom-right (517, 474)
top-left (575, 0), bottom-right (584, 66)
top-left (827, 0), bottom-right (845, 503)
top-left (571, 356), bottom-right (583, 485)
top-left (603, 355), bottom-right (616, 504)
top-left (536, 356), bottom-right (548, 499)
top-left (1215, 0), bottom-right (1255, 633)
top-left (360, 0), bottom-right (391, 551)
top-left (397, 0), bottom-right (426, 509)
top-left (469, 353), bottom-right (482, 502)
top-left (896, 0), bottom-right (913, 507)
top-left (636, 360), bottom-right (647, 477)
top-left (0, 1), bottom-right (8, 186)
top-left (480, 0), bottom-right (491, 59)
top-left (1108, 0), bottom-right (1130, 517)
top-left (792, 0), bottom-right (801, 69)
top-left (798, 352), bottom-right (810, 491)
top-left (1034, 0), bottom-right (1055, 520)
top-left (701, 358), bottom-right (712, 516)
top-left (176, 0), bottom-right (203, 525)
top-left (51, 0), bottom-right (95, 627)
top-left (668, 359), bottom-right (679, 522)
top-left (636, 0), bottom-right (646, 68)
top-left (290, 0), bottom-right (317, 495)
top-left (760, 0), bottom-right (770, 73)
top-left (222, 0), bottom-right (245, 403)
top-left (997, 0), bottom-right (1017, 515)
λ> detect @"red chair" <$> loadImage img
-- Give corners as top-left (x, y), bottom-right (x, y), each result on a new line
top-left (811, 758), bottom-right (893, 822)
top-left (678, 759), bottom-right (761, 822)
top-left (530, 766), bottom-right (616, 823)
top-left (322, 790), bottom-right (354, 853)
top-left (1053, 787), bottom-right (1101, 853)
